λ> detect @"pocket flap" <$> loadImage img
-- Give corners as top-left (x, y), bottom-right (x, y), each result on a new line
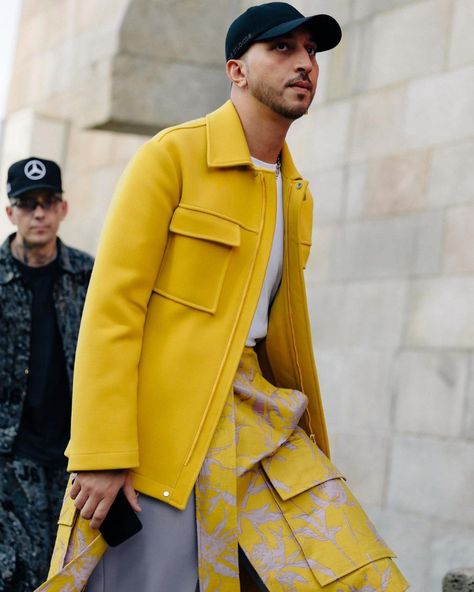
top-left (261, 427), bottom-right (343, 501)
top-left (57, 476), bottom-right (78, 526)
top-left (170, 207), bottom-right (240, 247)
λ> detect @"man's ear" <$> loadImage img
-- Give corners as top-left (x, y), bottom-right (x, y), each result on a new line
top-left (226, 59), bottom-right (248, 88)
top-left (59, 199), bottom-right (69, 221)
top-left (5, 205), bottom-right (15, 225)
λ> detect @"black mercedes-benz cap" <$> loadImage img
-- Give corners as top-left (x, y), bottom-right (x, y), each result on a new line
top-left (225, 2), bottom-right (342, 61)
top-left (6, 156), bottom-right (63, 199)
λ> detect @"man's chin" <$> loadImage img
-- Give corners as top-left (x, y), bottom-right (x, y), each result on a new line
top-left (279, 106), bottom-right (309, 121)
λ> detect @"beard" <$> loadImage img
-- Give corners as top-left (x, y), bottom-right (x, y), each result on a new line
top-left (247, 76), bottom-right (314, 120)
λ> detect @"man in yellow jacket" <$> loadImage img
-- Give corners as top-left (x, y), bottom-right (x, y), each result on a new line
top-left (41, 3), bottom-right (408, 591)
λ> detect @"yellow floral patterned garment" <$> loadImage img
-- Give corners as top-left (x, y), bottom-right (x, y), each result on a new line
top-left (33, 477), bottom-right (107, 591)
top-left (196, 348), bottom-right (409, 592)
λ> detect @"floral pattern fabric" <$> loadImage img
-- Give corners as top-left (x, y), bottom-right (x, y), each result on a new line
top-left (196, 348), bottom-right (409, 591)
top-left (37, 348), bottom-right (409, 592)
top-left (33, 480), bottom-right (107, 592)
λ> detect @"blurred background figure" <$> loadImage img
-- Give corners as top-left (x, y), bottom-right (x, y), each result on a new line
top-left (0, 156), bottom-right (93, 591)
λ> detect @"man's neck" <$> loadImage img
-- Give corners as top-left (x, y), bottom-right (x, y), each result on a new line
top-left (231, 96), bottom-right (291, 164)
top-left (11, 236), bottom-right (58, 268)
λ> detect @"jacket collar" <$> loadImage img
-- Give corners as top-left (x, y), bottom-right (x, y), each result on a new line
top-left (206, 100), bottom-right (302, 181)
top-left (0, 233), bottom-right (77, 285)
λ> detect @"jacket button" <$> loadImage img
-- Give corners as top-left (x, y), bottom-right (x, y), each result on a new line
top-left (24, 368), bottom-right (29, 375)
top-left (163, 490), bottom-right (170, 497)
top-left (296, 182), bottom-right (303, 189)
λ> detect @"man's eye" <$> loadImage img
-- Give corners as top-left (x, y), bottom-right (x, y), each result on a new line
top-left (275, 42), bottom-right (288, 51)
top-left (307, 46), bottom-right (317, 56)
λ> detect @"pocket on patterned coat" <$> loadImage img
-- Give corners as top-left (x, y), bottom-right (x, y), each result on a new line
top-left (262, 429), bottom-right (402, 587)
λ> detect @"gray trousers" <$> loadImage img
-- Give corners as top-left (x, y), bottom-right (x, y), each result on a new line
top-left (85, 492), bottom-right (198, 592)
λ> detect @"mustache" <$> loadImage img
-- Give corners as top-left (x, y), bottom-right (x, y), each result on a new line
top-left (285, 73), bottom-right (312, 88)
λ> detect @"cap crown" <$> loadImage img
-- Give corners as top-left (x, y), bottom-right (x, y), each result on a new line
top-left (225, 1), bottom-right (341, 60)
top-left (6, 157), bottom-right (63, 198)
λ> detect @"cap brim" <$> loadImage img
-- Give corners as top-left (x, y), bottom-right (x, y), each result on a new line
top-left (9, 183), bottom-right (63, 198)
top-left (255, 14), bottom-right (342, 53)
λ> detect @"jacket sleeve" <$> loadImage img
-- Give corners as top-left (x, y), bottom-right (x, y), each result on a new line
top-left (66, 136), bottom-right (181, 471)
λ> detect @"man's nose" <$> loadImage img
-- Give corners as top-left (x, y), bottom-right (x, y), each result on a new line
top-left (32, 204), bottom-right (46, 216)
top-left (295, 49), bottom-right (314, 74)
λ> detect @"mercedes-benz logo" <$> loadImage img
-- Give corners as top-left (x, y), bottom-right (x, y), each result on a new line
top-left (24, 159), bottom-right (46, 180)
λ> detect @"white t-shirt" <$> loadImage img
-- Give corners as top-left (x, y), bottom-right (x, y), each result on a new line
top-left (246, 156), bottom-right (284, 347)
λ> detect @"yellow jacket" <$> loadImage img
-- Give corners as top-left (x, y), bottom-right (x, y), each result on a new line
top-left (66, 100), bottom-right (328, 510)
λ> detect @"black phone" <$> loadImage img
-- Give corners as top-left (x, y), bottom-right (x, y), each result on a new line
top-left (99, 489), bottom-right (143, 547)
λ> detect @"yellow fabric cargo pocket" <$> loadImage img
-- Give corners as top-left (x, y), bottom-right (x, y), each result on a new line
top-left (153, 207), bottom-right (240, 314)
top-left (262, 437), bottom-right (398, 587)
top-left (261, 427), bottom-right (343, 500)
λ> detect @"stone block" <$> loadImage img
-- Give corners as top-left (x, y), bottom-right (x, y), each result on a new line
top-left (68, 127), bottom-right (116, 172)
top-left (293, 0), bottom-right (352, 25)
top-left (62, 163), bottom-right (124, 253)
top-left (331, 216), bottom-right (417, 280)
top-left (316, 348), bottom-right (393, 432)
top-left (350, 87), bottom-right (406, 162)
top-left (110, 132), bottom-right (146, 164)
top-left (307, 279), bottom-right (407, 348)
top-left (387, 435), bottom-right (474, 525)
top-left (90, 55), bottom-right (228, 134)
top-left (0, 217), bottom-right (14, 243)
top-left (7, 47), bottom-right (59, 111)
top-left (464, 356), bottom-right (474, 440)
top-left (366, 151), bottom-right (430, 215)
top-left (75, 0), bottom-right (129, 33)
top-left (413, 210), bottom-right (444, 276)
top-left (443, 206), bottom-right (474, 273)
top-left (345, 163), bottom-right (368, 219)
top-left (75, 27), bottom-right (119, 71)
top-left (325, 21), bottom-right (371, 100)
top-left (443, 569), bottom-right (474, 592)
top-left (393, 350), bottom-right (469, 438)
top-left (0, 110), bottom-right (68, 191)
top-left (240, 0), bottom-right (352, 24)
top-left (306, 282), bottom-right (347, 348)
top-left (406, 278), bottom-right (474, 348)
top-left (289, 100), bottom-right (352, 171)
top-left (305, 224), bottom-right (334, 281)
top-left (404, 67), bottom-right (474, 150)
top-left (368, 0), bottom-right (450, 89)
top-left (352, 0), bottom-right (414, 21)
top-left (306, 167), bottom-right (345, 223)
top-left (326, 431), bottom-right (388, 506)
top-left (427, 140), bottom-right (474, 208)
top-left (449, 0), bottom-right (474, 68)
top-left (121, 0), bottom-right (232, 66)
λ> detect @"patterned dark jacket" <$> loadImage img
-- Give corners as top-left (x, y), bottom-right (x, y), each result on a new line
top-left (0, 234), bottom-right (94, 454)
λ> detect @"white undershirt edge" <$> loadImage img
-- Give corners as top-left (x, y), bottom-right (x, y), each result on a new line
top-left (246, 156), bottom-right (284, 347)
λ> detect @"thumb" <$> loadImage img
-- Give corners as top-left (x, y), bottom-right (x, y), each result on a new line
top-left (123, 474), bottom-right (141, 512)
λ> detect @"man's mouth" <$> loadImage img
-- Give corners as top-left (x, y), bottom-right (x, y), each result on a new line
top-left (287, 78), bottom-right (312, 91)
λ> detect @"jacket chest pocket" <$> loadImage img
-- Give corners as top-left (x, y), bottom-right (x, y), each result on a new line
top-left (153, 207), bottom-right (241, 314)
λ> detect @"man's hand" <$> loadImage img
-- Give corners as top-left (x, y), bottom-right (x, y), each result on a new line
top-left (70, 469), bottom-right (141, 529)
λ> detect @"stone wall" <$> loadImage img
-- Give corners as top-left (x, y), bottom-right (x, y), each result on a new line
top-left (1, 1), bottom-right (473, 590)
top-left (285, 1), bottom-right (474, 589)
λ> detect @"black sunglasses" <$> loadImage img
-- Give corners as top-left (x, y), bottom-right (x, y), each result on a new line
top-left (11, 192), bottom-right (63, 212)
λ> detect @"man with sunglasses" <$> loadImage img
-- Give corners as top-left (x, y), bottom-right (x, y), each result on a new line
top-left (0, 156), bottom-right (94, 591)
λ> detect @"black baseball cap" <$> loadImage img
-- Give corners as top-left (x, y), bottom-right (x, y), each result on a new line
top-left (6, 156), bottom-right (63, 199)
top-left (225, 2), bottom-right (342, 61)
